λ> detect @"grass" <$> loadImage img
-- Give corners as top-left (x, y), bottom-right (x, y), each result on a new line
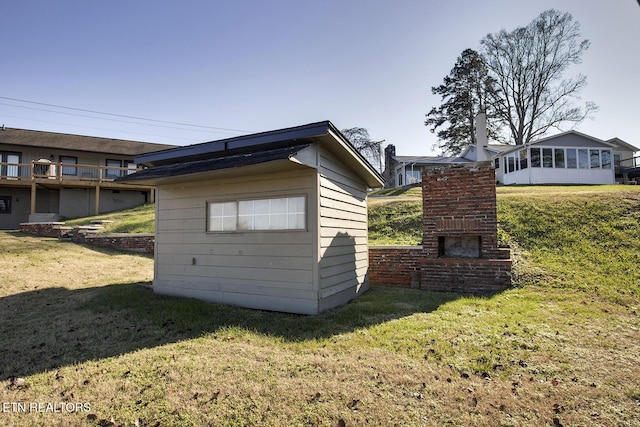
top-left (1, 185), bottom-right (639, 426)
top-left (64, 204), bottom-right (155, 234)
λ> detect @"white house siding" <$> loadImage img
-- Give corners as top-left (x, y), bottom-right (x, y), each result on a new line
top-left (501, 134), bottom-right (617, 185)
top-left (502, 164), bottom-right (614, 185)
top-left (153, 168), bottom-right (320, 314)
top-left (317, 147), bottom-right (369, 312)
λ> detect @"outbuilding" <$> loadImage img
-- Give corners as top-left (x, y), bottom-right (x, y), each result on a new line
top-left (120, 121), bottom-right (384, 314)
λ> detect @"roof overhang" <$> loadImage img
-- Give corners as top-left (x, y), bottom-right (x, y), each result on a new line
top-left (120, 121), bottom-right (384, 188)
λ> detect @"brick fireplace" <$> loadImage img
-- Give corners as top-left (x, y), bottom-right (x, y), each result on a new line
top-left (420, 161), bottom-right (511, 293)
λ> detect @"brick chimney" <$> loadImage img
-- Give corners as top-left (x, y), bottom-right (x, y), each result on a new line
top-left (420, 162), bottom-right (511, 293)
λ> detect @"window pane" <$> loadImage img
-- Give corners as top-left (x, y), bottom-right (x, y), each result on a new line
top-left (270, 214), bottom-right (287, 229)
top-left (288, 196), bottom-right (305, 214)
top-left (208, 202), bottom-right (237, 231)
top-left (566, 149), bottom-right (577, 168)
top-left (531, 148), bottom-right (541, 167)
top-left (0, 196), bottom-right (11, 214)
top-left (543, 148), bottom-right (553, 168)
top-left (578, 149), bottom-right (589, 169)
top-left (289, 213), bottom-right (305, 229)
top-left (590, 149), bottom-right (600, 169)
top-left (508, 157), bottom-right (515, 173)
top-left (60, 156), bottom-right (77, 176)
top-left (554, 149), bottom-right (565, 168)
top-left (614, 154), bottom-right (621, 167)
top-left (270, 198), bottom-right (287, 214)
top-left (254, 214), bottom-right (270, 230)
top-left (519, 150), bottom-right (528, 169)
top-left (601, 150), bottom-right (612, 169)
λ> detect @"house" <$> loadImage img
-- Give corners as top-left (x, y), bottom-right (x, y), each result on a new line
top-left (383, 143), bottom-right (511, 188)
top-left (384, 110), bottom-right (639, 187)
top-left (118, 121), bottom-right (384, 315)
top-left (0, 127), bottom-right (175, 229)
top-left (497, 131), bottom-right (639, 185)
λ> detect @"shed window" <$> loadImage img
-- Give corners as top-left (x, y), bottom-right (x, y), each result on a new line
top-left (208, 196), bottom-right (306, 232)
top-left (208, 201), bottom-right (237, 231)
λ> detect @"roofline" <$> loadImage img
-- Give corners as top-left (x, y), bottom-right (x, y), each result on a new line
top-left (135, 121), bottom-right (333, 166)
top-left (606, 137), bottom-right (639, 152)
top-left (498, 130), bottom-right (619, 156)
top-left (134, 120), bottom-right (384, 188)
top-left (0, 126), bottom-right (175, 148)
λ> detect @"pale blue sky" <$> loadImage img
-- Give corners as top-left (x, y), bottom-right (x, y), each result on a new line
top-left (2, 0), bottom-right (638, 155)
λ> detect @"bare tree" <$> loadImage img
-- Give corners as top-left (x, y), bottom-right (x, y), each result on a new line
top-left (480, 9), bottom-right (597, 145)
top-left (341, 127), bottom-right (384, 172)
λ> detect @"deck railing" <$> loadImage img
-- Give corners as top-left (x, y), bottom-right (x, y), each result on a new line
top-left (0, 160), bottom-right (139, 184)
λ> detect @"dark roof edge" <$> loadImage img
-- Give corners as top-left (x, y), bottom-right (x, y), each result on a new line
top-left (134, 121), bottom-right (334, 166)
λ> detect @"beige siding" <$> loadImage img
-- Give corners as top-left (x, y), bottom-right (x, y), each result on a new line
top-left (317, 147), bottom-right (370, 310)
top-left (153, 169), bottom-right (320, 314)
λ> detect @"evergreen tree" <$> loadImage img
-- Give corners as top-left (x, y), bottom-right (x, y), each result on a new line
top-left (425, 49), bottom-right (499, 155)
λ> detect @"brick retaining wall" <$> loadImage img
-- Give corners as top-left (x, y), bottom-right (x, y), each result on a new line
top-left (368, 246), bottom-right (422, 288)
top-left (20, 223), bottom-right (154, 254)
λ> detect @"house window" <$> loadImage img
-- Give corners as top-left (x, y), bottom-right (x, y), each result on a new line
top-left (105, 159), bottom-right (122, 179)
top-left (0, 196), bottom-right (11, 214)
top-left (542, 148), bottom-right (553, 168)
top-left (60, 156), bottom-right (78, 176)
top-left (590, 149), bottom-right (601, 169)
top-left (614, 154), bottom-right (622, 168)
top-left (519, 149), bottom-right (528, 170)
top-left (554, 149), bottom-right (565, 168)
top-left (601, 150), bottom-right (612, 169)
top-left (507, 156), bottom-right (515, 173)
top-left (126, 162), bottom-right (137, 175)
top-left (1, 152), bottom-right (21, 178)
top-left (578, 149), bottom-right (589, 169)
top-left (530, 148), bottom-right (541, 167)
top-left (208, 195), bottom-right (306, 232)
top-left (566, 149), bottom-right (577, 169)
top-left (406, 170), bottom-right (421, 184)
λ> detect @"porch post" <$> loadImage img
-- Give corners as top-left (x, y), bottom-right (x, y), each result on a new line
top-left (30, 181), bottom-right (37, 214)
top-left (95, 185), bottom-right (101, 216)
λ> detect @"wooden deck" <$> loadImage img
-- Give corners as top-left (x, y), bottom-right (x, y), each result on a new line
top-left (0, 160), bottom-right (148, 189)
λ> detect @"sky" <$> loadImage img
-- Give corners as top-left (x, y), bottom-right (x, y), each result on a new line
top-left (1, 0), bottom-right (638, 156)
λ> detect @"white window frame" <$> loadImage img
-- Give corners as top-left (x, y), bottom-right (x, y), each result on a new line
top-left (207, 195), bottom-right (307, 232)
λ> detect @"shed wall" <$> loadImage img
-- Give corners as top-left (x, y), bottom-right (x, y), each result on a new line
top-left (153, 169), bottom-right (320, 314)
top-left (317, 147), bottom-right (370, 311)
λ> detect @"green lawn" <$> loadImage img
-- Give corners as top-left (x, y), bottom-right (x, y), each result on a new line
top-left (1, 185), bottom-right (639, 426)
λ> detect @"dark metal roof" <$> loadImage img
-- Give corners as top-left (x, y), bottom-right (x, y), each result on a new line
top-left (135, 120), bottom-right (336, 167)
top-left (124, 120), bottom-right (385, 188)
top-left (118, 143), bottom-right (311, 182)
top-left (0, 127), bottom-right (176, 156)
